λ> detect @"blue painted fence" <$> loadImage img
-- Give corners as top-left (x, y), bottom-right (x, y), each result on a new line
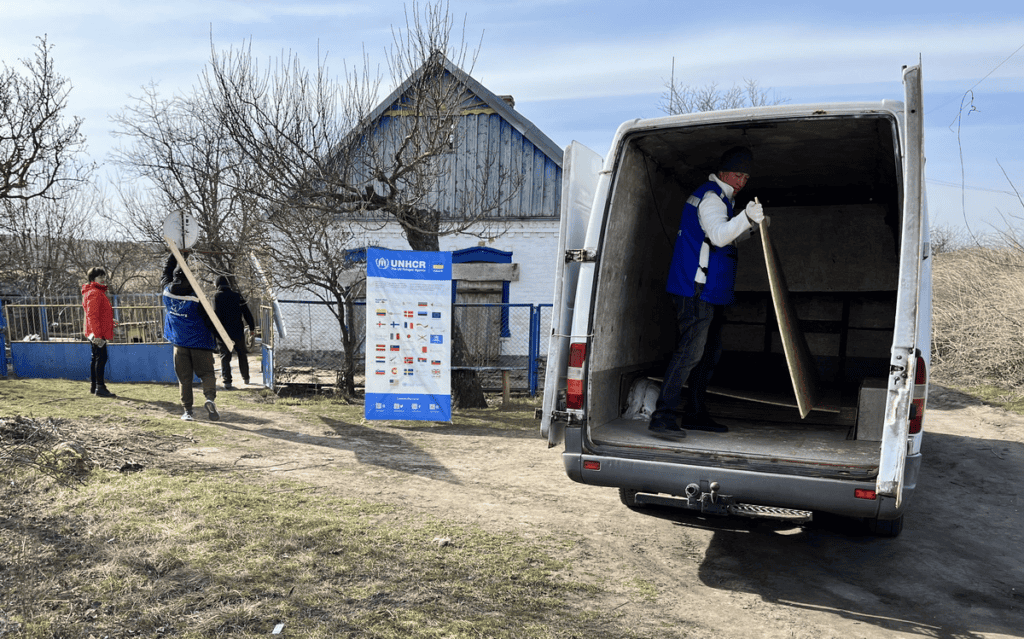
top-left (9, 342), bottom-right (178, 383)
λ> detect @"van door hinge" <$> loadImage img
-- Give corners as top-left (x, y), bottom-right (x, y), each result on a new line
top-left (565, 248), bottom-right (597, 263)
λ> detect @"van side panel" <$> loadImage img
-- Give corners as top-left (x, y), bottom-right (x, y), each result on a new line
top-left (587, 142), bottom-right (686, 426)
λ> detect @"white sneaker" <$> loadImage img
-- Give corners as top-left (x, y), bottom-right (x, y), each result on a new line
top-left (181, 409), bottom-right (195, 421)
top-left (205, 399), bottom-right (220, 421)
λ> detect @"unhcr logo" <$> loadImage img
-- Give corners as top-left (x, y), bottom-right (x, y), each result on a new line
top-left (390, 260), bottom-right (427, 269)
top-left (375, 257), bottom-right (390, 270)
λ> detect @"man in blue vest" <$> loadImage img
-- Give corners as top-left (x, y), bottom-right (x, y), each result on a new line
top-left (162, 252), bottom-right (219, 421)
top-left (649, 147), bottom-right (766, 437)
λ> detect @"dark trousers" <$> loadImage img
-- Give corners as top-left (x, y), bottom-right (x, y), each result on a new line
top-left (173, 346), bottom-right (216, 409)
top-left (90, 343), bottom-right (109, 392)
top-left (219, 338), bottom-right (249, 384)
top-left (650, 293), bottom-right (725, 427)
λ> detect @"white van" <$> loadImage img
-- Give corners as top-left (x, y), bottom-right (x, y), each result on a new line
top-left (540, 65), bottom-right (929, 537)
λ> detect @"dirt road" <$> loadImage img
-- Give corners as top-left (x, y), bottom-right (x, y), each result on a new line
top-left (161, 385), bottom-right (1022, 638)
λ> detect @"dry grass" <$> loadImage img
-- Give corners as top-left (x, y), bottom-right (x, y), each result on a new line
top-left (0, 381), bottom-right (613, 639)
top-left (931, 247), bottom-right (1024, 396)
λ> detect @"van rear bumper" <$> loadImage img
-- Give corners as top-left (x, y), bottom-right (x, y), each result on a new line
top-left (561, 427), bottom-right (920, 520)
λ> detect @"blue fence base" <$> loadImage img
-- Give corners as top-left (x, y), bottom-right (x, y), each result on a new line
top-left (10, 342), bottom-right (180, 383)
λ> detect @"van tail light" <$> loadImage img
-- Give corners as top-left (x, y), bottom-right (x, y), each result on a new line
top-left (909, 355), bottom-right (927, 434)
top-left (566, 342), bottom-right (587, 410)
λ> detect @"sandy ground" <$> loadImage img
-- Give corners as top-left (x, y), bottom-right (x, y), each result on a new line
top-left (127, 372), bottom-right (1023, 639)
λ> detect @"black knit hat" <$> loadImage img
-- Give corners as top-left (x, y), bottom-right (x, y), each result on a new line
top-left (719, 147), bottom-right (754, 174)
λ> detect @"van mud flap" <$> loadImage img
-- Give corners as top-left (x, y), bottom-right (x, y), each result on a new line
top-left (633, 484), bottom-right (813, 523)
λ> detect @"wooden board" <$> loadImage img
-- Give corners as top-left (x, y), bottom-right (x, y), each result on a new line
top-left (163, 236), bottom-right (234, 352)
top-left (761, 221), bottom-right (820, 418)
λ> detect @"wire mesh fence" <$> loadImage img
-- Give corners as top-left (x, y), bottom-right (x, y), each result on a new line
top-left (269, 300), bottom-right (552, 394)
top-left (1, 295), bottom-right (554, 395)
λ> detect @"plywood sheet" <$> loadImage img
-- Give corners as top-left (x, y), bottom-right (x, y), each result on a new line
top-left (761, 223), bottom-right (820, 418)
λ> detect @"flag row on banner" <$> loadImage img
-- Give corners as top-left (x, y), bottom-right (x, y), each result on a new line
top-left (364, 248), bottom-right (453, 421)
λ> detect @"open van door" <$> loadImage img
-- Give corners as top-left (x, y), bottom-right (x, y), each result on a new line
top-left (876, 64), bottom-right (926, 506)
top-left (541, 142), bottom-right (603, 447)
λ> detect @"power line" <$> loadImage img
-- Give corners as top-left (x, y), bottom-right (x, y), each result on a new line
top-left (928, 40), bottom-right (1024, 115)
top-left (927, 179), bottom-right (1018, 196)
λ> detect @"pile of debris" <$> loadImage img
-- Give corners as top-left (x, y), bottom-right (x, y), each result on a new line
top-left (1, 415), bottom-right (92, 481)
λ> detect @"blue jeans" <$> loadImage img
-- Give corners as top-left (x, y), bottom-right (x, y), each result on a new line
top-left (650, 293), bottom-right (724, 427)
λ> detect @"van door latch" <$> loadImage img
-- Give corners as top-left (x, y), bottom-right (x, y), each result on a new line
top-left (565, 248), bottom-right (597, 263)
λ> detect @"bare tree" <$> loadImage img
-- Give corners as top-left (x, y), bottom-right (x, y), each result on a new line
top-left (930, 224), bottom-right (974, 255)
top-left (109, 82), bottom-right (268, 284)
top-left (660, 59), bottom-right (787, 115)
top-left (1, 37), bottom-right (93, 203)
top-left (203, 1), bottom-right (521, 407)
top-left (0, 181), bottom-right (94, 297)
top-left (263, 209), bottom-right (365, 396)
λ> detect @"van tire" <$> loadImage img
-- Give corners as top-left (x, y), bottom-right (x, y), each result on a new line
top-left (619, 488), bottom-right (643, 509)
top-left (867, 514), bottom-right (904, 537)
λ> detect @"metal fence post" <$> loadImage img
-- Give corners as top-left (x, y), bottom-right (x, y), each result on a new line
top-left (0, 301), bottom-right (8, 378)
top-left (528, 305), bottom-right (539, 397)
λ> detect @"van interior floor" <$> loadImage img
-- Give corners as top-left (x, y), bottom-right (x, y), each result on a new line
top-left (589, 394), bottom-right (881, 474)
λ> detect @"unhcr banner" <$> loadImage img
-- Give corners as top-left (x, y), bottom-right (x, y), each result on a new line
top-left (364, 248), bottom-right (452, 421)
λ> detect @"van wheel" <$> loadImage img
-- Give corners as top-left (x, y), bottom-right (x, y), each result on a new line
top-left (866, 514), bottom-right (904, 537)
top-left (619, 488), bottom-right (643, 509)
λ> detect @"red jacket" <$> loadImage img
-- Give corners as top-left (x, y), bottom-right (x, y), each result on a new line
top-left (82, 281), bottom-right (114, 341)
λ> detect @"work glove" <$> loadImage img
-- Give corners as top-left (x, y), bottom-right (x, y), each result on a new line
top-left (744, 199), bottom-right (764, 226)
top-left (89, 335), bottom-right (107, 347)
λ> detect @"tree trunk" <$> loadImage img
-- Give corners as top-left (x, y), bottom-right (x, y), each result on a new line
top-left (337, 298), bottom-right (357, 397)
top-left (450, 320), bottom-right (488, 408)
top-left (402, 220), bottom-right (488, 409)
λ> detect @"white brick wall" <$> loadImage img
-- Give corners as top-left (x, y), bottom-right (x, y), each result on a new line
top-left (275, 220), bottom-right (560, 356)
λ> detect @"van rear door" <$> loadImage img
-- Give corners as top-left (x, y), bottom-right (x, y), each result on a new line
top-left (541, 142), bottom-right (603, 447)
top-left (876, 64), bottom-right (926, 505)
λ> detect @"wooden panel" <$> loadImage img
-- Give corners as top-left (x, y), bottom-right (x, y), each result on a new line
top-left (452, 262), bottom-right (519, 281)
top-left (761, 222), bottom-right (821, 418)
top-left (736, 204), bottom-right (899, 292)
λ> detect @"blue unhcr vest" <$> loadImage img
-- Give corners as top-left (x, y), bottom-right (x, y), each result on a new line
top-left (665, 181), bottom-right (739, 305)
top-left (163, 286), bottom-right (217, 350)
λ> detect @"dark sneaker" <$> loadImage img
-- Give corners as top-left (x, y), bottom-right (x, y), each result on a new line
top-left (205, 399), bottom-right (220, 421)
top-left (181, 409), bottom-right (195, 421)
top-left (223, 382), bottom-right (234, 390)
top-left (649, 420), bottom-right (686, 437)
top-left (242, 378), bottom-right (250, 385)
top-left (95, 387), bottom-right (117, 398)
top-left (684, 413), bottom-right (728, 433)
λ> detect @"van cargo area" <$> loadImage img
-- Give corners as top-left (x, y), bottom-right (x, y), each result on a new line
top-left (585, 110), bottom-right (910, 478)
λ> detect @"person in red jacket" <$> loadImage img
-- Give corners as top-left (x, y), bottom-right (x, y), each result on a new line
top-left (82, 267), bottom-right (117, 398)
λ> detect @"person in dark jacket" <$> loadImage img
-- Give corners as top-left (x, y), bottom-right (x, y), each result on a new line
top-left (82, 267), bottom-right (117, 398)
top-left (161, 252), bottom-right (219, 421)
top-left (212, 275), bottom-right (256, 389)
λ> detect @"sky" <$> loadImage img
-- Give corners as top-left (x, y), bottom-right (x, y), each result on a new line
top-left (3, 0), bottom-right (1022, 236)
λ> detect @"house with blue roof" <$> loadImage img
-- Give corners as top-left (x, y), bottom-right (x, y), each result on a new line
top-left (272, 52), bottom-right (566, 384)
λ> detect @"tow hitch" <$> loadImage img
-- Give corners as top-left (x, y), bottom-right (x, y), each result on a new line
top-left (632, 482), bottom-right (813, 523)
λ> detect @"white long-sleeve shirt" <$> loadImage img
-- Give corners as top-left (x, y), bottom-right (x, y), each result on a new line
top-left (693, 173), bottom-right (756, 285)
